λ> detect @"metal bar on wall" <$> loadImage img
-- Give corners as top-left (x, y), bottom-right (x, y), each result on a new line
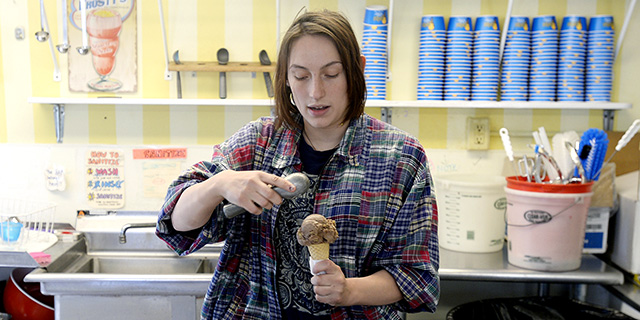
top-left (158, 0), bottom-right (172, 80)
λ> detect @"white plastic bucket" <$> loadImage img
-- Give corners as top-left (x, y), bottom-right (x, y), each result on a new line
top-left (434, 174), bottom-right (507, 253)
top-left (505, 177), bottom-right (593, 271)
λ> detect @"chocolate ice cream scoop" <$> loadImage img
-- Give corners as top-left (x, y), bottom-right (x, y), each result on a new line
top-left (296, 214), bottom-right (339, 246)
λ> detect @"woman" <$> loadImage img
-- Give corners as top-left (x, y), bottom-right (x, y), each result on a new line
top-left (157, 9), bottom-right (439, 319)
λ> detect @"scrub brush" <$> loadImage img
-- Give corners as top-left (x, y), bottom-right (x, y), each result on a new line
top-left (578, 128), bottom-right (608, 181)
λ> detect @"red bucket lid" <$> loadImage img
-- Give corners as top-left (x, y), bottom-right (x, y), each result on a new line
top-left (506, 176), bottom-right (593, 193)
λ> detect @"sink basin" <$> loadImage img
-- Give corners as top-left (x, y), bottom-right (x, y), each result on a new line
top-left (64, 255), bottom-right (216, 274)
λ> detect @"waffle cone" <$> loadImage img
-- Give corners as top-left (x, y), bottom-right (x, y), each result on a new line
top-left (307, 243), bottom-right (330, 260)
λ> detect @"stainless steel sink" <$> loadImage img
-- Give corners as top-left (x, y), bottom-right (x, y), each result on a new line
top-left (63, 255), bottom-right (216, 274)
top-left (22, 215), bottom-right (223, 320)
top-left (25, 229), bottom-right (223, 296)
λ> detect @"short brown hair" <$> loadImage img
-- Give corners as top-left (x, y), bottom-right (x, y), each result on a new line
top-left (274, 10), bottom-right (366, 130)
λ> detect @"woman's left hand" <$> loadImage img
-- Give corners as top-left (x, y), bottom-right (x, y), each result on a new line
top-left (310, 260), bottom-right (403, 307)
top-left (310, 259), bottom-right (352, 306)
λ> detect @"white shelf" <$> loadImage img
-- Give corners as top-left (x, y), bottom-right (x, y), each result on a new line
top-left (367, 100), bottom-right (631, 110)
top-left (28, 97), bottom-right (631, 143)
top-left (28, 97), bottom-right (632, 110)
top-left (28, 97), bottom-right (274, 107)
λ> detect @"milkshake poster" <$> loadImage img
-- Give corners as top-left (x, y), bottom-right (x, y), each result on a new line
top-left (68, 0), bottom-right (137, 92)
top-left (86, 149), bottom-right (125, 209)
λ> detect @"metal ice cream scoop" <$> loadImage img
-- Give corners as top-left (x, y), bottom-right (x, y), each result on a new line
top-left (224, 172), bottom-right (310, 219)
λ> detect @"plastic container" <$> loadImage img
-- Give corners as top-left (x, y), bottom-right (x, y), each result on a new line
top-left (0, 217), bottom-right (23, 242)
top-left (434, 174), bottom-right (507, 253)
top-left (505, 177), bottom-right (593, 271)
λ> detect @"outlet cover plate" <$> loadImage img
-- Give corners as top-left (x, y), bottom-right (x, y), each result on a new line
top-left (467, 117), bottom-right (490, 150)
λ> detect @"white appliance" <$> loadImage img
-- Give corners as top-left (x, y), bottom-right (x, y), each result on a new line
top-left (611, 171), bottom-right (640, 274)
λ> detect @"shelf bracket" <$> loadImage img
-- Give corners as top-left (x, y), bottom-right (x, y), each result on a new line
top-left (53, 104), bottom-right (65, 143)
top-left (381, 107), bottom-right (392, 124)
top-left (603, 109), bottom-right (614, 131)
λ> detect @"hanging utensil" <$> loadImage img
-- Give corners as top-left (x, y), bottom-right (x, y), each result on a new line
top-left (173, 50), bottom-right (182, 99)
top-left (35, 0), bottom-right (49, 42)
top-left (76, 0), bottom-right (90, 55)
top-left (499, 128), bottom-right (519, 179)
top-left (217, 48), bottom-right (229, 99)
top-left (56, 0), bottom-right (70, 53)
top-left (259, 50), bottom-right (274, 98)
top-left (38, 0), bottom-right (61, 81)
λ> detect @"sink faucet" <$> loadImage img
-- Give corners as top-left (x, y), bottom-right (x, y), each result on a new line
top-left (119, 222), bottom-right (157, 244)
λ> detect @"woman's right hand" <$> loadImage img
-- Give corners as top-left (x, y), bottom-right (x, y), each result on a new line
top-left (172, 170), bottom-right (296, 231)
top-left (214, 170), bottom-right (297, 215)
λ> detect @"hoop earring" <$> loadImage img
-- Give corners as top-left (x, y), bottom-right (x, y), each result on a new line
top-left (289, 92), bottom-right (296, 106)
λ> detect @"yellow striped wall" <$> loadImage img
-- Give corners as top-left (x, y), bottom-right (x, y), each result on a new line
top-left (0, 0), bottom-right (639, 149)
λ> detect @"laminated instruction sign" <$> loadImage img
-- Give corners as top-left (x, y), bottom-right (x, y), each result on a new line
top-left (86, 150), bottom-right (125, 208)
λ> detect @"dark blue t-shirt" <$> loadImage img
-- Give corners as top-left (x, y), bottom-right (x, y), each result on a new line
top-left (275, 137), bottom-right (337, 319)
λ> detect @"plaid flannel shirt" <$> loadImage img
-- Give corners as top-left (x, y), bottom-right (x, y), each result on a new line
top-left (157, 114), bottom-right (440, 319)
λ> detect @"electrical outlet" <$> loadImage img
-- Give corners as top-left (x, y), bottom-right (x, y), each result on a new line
top-left (466, 117), bottom-right (490, 150)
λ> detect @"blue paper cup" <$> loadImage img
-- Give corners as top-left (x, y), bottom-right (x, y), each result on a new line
top-left (589, 15), bottom-right (614, 31)
top-left (363, 38), bottom-right (387, 45)
top-left (417, 80), bottom-right (444, 85)
top-left (473, 74), bottom-right (500, 80)
top-left (588, 32), bottom-right (615, 39)
top-left (363, 29), bottom-right (388, 35)
top-left (561, 15), bottom-right (587, 32)
top-left (420, 37), bottom-right (446, 45)
top-left (421, 15), bottom-right (446, 31)
top-left (419, 41), bottom-right (446, 47)
top-left (417, 94), bottom-right (443, 100)
top-left (532, 15), bottom-right (558, 32)
top-left (586, 75), bottom-right (613, 82)
top-left (418, 59), bottom-right (445, 65)
top-left (508, 16), bottom-right (530, 31)
top-left (421, 28), bottom-right (447, 34)
top-left (364, 5), bottom-right (388, 25)
top-left (419, 66), bottom-right (445, 72)
top-left (532, 37), bottom-right (559, 44)
top-left (475, 16), bottom-right (500, 32)
top-left (448, 16), bottom-right (473, 32)
top-left (418, 73), bottom-right (444, 79)
top-left (363, 24), bottom-right (388, 31)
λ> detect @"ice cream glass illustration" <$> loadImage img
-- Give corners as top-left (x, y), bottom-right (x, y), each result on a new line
top-left (87, 8), bottom-right (123, 91)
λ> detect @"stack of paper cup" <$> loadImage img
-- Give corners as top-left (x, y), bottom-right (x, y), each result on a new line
top-left (529, 15), bottom-right (559, 101)
top-left (417, 15), bottom-right (446, 100)
top-left (586, 15), bottom-right (614, 102)
top-left (501, 16), bottom-right (531, 101)
top-left (444, 16), bottom-right (473, 101)
top-left (362, 5), bottom-right (388, 100)
top-left (471, 16), bottom-right (500, 101)
top-left (557, 15), bottom-right (587, 101)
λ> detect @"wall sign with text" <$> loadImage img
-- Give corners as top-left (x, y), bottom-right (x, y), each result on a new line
top-left (86, 149), bottom-right (125, 209)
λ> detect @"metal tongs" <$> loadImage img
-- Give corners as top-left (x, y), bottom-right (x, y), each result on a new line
top-left (533, 145), bottom-right (564, 184)
top-left (565, 141), bottom-right (586, 183)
